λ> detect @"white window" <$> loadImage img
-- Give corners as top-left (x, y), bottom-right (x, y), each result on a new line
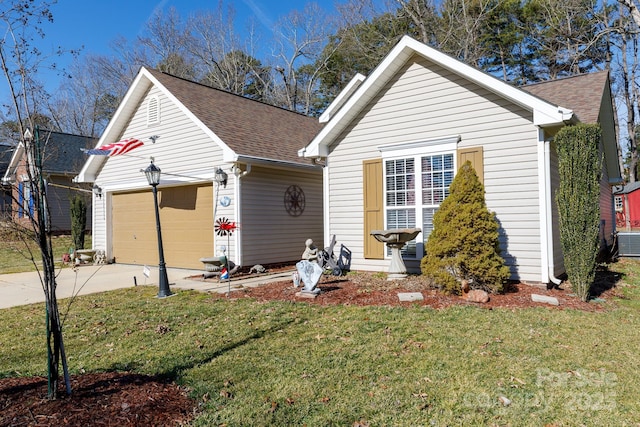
top-left (147, 96), bottom-right (160, 126)
top-left (380, 136), bottom-right (459, 259)
top-left (615, 195), bottom-right (623, 212)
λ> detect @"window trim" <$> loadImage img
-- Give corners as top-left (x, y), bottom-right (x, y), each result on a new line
top-left (378, 136), bottom-right (459, 260)
top-left (615, 195), bottom-right (623, 212)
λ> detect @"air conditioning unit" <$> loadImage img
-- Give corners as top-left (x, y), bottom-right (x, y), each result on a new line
top-left (617, 232), bottom-right (640, 257)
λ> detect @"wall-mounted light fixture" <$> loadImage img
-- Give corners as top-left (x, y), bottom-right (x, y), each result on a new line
top-left (214, 167), bottom-right (228, 188)
top-left (92, 184), bottom-right (103, 198)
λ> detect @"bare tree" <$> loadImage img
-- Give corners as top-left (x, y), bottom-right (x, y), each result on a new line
top-left (619, 0), bottom-right (640, 25)
top-left (139, 6), bottom-right (197, 80)
top-left (610, 0), bottom-right (640, 181)
top-left (0, 0), bottom-right (72, 399)
top-left (48, 56), bottom-right (118, 137)
top-left (270, 3), bottom-right (338, 114)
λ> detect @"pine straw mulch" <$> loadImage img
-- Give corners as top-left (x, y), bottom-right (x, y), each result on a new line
top-left (0, 267), bottom-right (624, 426)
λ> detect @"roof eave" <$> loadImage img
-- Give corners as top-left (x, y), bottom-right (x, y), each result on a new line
top-left (302, 35), bottom-right (571, 159)
top-left (75, 68), bottom-right (155, 183)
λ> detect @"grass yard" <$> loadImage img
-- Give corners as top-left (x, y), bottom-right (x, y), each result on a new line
top-left (1, 258), bottom-right (640, 425)
top-left (0, 228), bottom-right (90, 274)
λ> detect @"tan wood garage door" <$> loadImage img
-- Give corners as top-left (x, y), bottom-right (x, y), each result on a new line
top-left (112, 184), bottom-right (214, 269)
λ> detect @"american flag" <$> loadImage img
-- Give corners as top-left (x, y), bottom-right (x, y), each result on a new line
top-left (83, 138), bottom-right (144, 156)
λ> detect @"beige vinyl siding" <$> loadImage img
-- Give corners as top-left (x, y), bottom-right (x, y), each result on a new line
top-left (239, 166), bottom-right (323, 266)
top-left (326, 54), bottom-right (543, 281)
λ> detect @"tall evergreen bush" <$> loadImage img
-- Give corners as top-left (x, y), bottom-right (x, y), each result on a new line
top-left (70, 194), bottom-right (87, 251)
top-left (420, 161), bottom-right (509, 294)
top-left (555, 124), bottom-right (602, 302)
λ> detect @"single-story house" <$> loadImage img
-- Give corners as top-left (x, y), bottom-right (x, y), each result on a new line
top-left (299, 35), bottom-right (622, 285)
top-left (614, 182), bottom-right (640, 231)
top-left (2, 130), bottom-right (95, 233)
top-left (75, 67), bottom-right (324, 270)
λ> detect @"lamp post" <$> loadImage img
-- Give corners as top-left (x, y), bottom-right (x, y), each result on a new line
top-left (144, 160), bottom-right (172, 298)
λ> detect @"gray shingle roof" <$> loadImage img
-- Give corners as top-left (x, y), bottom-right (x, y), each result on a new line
top-left (40, 131), bottom-right (97, 175)
top-left (520, 71), bottom-right (609, 124)
top-left (147, 69), bottom-right (324, 166)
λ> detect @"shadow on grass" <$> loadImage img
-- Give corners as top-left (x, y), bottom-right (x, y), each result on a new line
top-left (591, 263), bottom-right (625, 299)
top-left (107, 318), bottom-right (296, 383)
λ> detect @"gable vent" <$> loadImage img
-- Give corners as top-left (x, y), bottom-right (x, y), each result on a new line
top-left (147, 96), bottom-right (160, 125)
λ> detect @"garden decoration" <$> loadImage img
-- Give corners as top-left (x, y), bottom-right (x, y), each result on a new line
top-left (295, 260), bottom-right (323, 294)
top-left (301, 238), bottom-right (319, 262)
top-left (370, 228), bottom-right (421, 280)
top-left (318, 234), bottom-right (351, 276)
top-left (215, 217), bottom-right (238, 295)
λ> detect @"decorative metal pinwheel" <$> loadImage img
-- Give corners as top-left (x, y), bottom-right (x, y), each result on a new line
top-left (215, 217), bottom-right (237, 236)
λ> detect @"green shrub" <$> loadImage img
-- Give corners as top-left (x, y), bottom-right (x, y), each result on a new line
top-left (555, 124), bottom-right (602, 302)
top-left (420, 161), bottom-right (509, 294)
top-left (70, 194), bottom-right (87, 251)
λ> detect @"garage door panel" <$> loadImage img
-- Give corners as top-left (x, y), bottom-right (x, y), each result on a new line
top-left (112, 184), bottom-right (213, 269)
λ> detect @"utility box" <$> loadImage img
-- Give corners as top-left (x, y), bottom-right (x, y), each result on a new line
top-left (617, 232), bottom-right (640, 257)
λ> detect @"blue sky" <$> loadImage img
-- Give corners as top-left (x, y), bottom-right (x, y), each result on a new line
top-left (1, 0), bottom-right (338, 103)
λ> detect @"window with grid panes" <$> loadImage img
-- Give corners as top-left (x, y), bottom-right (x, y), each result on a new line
top-left (384, 153), bottom-right (454, 258)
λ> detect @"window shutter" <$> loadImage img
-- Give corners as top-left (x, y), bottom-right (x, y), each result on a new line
top-left (457, 146), bottom-right (484, 184)
top-left (363, 159), bottom-right (384, 259)
top-left (18, 182), bottom-right (23, 218)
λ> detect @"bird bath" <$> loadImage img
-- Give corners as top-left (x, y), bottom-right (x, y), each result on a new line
top-left (370, 228), bottom-right (421, 280)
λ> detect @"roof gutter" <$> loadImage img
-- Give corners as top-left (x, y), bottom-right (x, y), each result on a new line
top-left (230, 154), bottom-right (322, 171)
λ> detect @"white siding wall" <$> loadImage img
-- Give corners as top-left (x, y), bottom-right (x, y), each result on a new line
top-left (549, 141), bottom-right (564, 277)
top-left (327, 55), bottom-right (543, 282)
top-left (93, 86), bottom-right (224, 260)
top-left (92, 193), bottom-right (107, 256)
top-left (239, 166), bottom-right (323, 266)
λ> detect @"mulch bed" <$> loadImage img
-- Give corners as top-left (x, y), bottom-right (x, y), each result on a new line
top-left (0, 372), bottom-right (194, 426)
top-left (1, 268), bottom-right (623, 426)
top-left (222, 269), bottom-right (621, 312)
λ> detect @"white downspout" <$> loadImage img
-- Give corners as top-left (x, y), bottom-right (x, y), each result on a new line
top-left (233, 164), bottom-right (251, 266)
top-left (539, 131), bottom-right (562, 286)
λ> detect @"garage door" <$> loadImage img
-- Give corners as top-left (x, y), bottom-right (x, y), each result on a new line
top-left (112, 184), bottom-right (214, 269)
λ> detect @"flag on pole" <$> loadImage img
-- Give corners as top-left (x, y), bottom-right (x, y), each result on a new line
top-left (220, 266), bottom-right (229, 280)
top-left (83, 138), bottom-right (144, 156)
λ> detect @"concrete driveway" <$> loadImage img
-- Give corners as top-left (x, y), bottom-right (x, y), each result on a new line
top-left (0, 264), bottom-right (294, 309)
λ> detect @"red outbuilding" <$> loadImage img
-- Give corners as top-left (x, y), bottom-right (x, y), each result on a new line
top-left (615, 182), bottom-right (640, 231)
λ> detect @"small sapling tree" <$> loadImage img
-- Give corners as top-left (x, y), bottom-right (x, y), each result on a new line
top-left (70, 194), bottom-right (87, 251)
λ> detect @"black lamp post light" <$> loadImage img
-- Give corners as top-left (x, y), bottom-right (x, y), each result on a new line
top-left (143, 160), bottom-right (172, 298)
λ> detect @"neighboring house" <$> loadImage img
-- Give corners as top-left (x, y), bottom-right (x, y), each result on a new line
top-left (300, 35), bottom-right (622, 285)
top-left (614, 182), bottom-right (640, 231)
top-left (75, 67), bottom-right (324, 270)
top-left (0, 142), bottom-right (15, 216)
top-left (2, 130), bottom-right (95, 233)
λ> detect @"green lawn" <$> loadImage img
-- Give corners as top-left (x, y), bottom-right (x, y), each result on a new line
top-left (1, 256), bottom-right (640, 425)
top-left (0, 228), bottom-right (90, 274)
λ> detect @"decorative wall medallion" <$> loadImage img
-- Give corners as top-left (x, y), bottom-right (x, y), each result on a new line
top-left (284, 185), bottom-right (305, 216)
top-left (220, 196), bottom-right (231, 207)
